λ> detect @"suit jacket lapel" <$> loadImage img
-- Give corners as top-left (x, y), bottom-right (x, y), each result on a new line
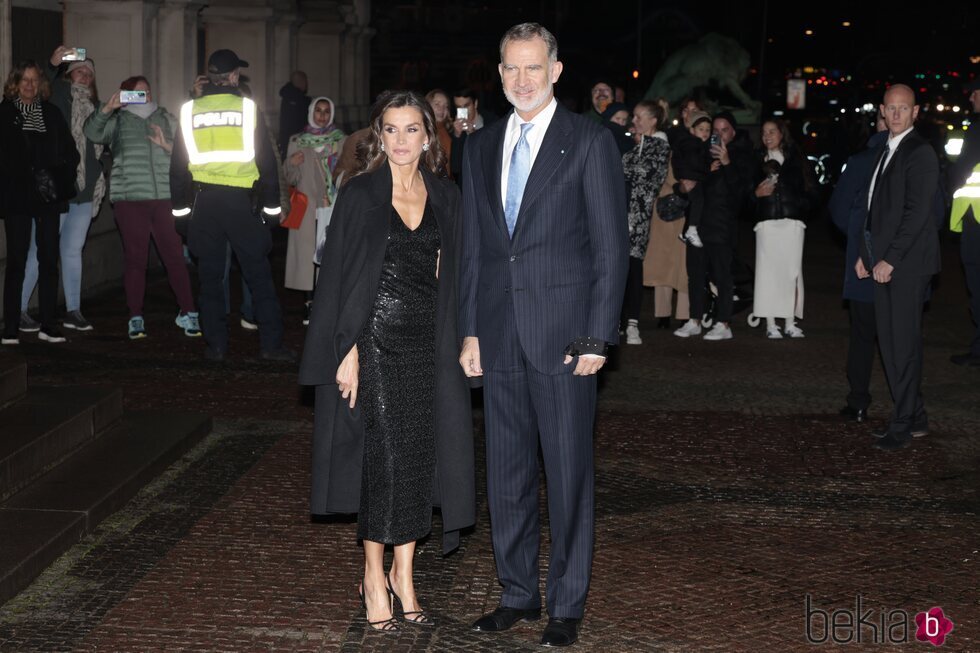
top-left (482, 116), bottom-right (509, 240)
top-left (512, 105), bottom-right (574, 241)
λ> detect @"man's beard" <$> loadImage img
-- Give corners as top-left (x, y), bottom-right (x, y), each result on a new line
top-left (504, 82), bottom-right (552, 115)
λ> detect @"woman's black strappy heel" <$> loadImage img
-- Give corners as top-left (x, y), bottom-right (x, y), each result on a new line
top-left (386, 575), bottom-right (435, 626)
top-left (359, 584), bottom-right (400, 633)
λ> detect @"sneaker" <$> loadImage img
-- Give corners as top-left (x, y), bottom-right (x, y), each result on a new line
top-left (128, 316), bottom-right (147, 339)
top-left (260, 347), bottom-right (297, 362)
top-left (19, 313), bottom-right (40, 333)
top-left (625, 323), bottom-right (642, 345)
top-left (766, 326), bottom-right (783, 339)
top-left (63, 310), bottom-right (93, 331)
top-left (175, 312), bottom-right (202, 337)
top-left (673, 319), bottom-right (702, 338)
top-left (240, 316), bottom-right (258, 331)
top-left (703, 323), bottom-right (733, 341)
top-left (784, 325), bottom-right (805, 338)
top-left (38, 326), bottom-right (67, 343)
top-left (303, 301), bottom-right (312, 327)
top-left (1, 331), bottom-right (19, 345)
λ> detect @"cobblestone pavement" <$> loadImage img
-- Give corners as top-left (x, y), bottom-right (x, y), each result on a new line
top-left (0, 225), bottom-right (978, 652)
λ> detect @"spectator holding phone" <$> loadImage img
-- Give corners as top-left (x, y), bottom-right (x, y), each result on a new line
top-left (19, 46), bottom-right (106, 334)
top-left (84, 76), bottom-right (199, 339)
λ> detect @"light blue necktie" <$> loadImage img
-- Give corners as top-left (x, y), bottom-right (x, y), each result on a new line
top-left (504, 122), bottom-right (533, 237)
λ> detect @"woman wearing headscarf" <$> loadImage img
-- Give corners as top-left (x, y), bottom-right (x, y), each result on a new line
top-left (84, 75), bottom-right (199, 339)
top-left (0, 60), bottom-right (79, 344)
top-left (284, 96), bottom-right (346, 325)
top-left (20, 46), bottom-right (106, 333)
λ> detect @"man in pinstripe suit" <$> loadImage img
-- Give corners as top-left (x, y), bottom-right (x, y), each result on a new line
top-left (459, 22), bottom-right (628, 647)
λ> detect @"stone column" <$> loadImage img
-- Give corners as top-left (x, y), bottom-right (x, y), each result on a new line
top-left (0, 0), bottom-right (11, 80)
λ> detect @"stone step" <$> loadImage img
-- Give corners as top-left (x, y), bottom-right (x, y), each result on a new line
top-left (0, 386), bottom-right (124, 501)
top-left (0, 354), bottom-right (27, 409)
top-left (0, 410), bottom-right (212, 605)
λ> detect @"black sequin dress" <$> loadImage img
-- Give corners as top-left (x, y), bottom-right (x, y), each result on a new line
top-left (356, 200), bottom-right (440, 544)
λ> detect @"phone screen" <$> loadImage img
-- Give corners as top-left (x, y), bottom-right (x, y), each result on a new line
top-left (456, 107), bottom-right (469, 121)
top-left (119, 90), bottom-right (147, 104)
top-left (61, 47), bottom-right (87, 62)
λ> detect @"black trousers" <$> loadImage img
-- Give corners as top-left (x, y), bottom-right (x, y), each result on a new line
top-left (874, 273), bottom-right (930, 432)
top-left (483, 305), bottom-right (596, 619)
top-left (961, 215), bottom-right (980, 357)
top-left (845, 299), bottom-right (876, 411)
top-left (621, 256), bottom-right (644, 323)
top-left (3, 211), bottom-right (60, 331)
top-left (187, 187), bottom-right (284, 353)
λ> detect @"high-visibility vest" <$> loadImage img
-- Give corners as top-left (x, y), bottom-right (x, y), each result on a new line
top-left (179, 94), bottom-right (260, 189)
top-left (950, 163), bottom-right (980, 233)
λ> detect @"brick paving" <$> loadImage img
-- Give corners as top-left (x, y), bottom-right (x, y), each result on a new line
top-left (0, 226), bottom-right (978, 651)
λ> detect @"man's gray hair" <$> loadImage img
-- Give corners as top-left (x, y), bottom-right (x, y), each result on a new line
top-left (499, 22), bottom-right (558, 63)
top-left (207, 70), bottom-right (236, 87)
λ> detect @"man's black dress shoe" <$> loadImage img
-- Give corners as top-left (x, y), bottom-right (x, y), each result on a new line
top-left (872, 424), bottom-right (928, 438)
top-left (873, 432), bottom-right (912, 451)
top-left (950, 352), bottom-right (980, 366)
top-left (471, 606), bottom-right (541, 632)
top-left (839, 405), bottom-right (868, 422)
top-left (541, 617), bottom-right (581, 647)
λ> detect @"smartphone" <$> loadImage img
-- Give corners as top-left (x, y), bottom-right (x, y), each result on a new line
top-left (119, 90), bottom-right (147, 104)
top-left (61, 47), bottom-right (86, 62)
top-left (709, 133), bottom-right (720, 147)
top-left (456, 107), bottom-right (469, 121)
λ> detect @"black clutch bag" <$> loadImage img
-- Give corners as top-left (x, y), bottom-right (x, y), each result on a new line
top-left (656, 193), bottom-right (689, 222)
top-left (34, 166), bottom-right (76, 204)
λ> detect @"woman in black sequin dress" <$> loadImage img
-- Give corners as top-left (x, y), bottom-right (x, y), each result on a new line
top-left (298, 91), bottom-right (475, 634)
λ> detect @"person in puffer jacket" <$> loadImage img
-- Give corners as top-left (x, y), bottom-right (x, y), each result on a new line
top-left (84, 75), bottom-right (199, 340)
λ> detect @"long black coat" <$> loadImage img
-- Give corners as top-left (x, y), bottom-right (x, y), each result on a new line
top-left (298, 163), bottom-right (475, 554)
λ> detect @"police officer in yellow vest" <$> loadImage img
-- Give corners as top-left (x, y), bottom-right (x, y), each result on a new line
top-left (170, 49), bottom-right (293, 362)
top-left (949, 78), bottom-right (980, 367)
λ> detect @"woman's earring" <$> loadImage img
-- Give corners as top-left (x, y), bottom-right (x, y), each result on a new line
top-left (422, 142), bottom-right (430, 152)
top-left (380, 143), bottom-right (385, 152)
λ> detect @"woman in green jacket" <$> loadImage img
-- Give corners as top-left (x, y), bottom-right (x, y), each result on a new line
top-left (84, 75), bottom-right (199, 339)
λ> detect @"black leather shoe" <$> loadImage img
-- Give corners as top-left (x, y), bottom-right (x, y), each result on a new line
top-left (541, 617), bottom-right (581, 647)
top-left (839, 405), bottom-right (868, 422)
top-left (873, 424), bottom-right (928, 438)
top-left (260, 347), bottom-right (297, 362)
top-left (471, 606), bottom-right (541, 632)
top-left (950, 352), bottom-right (980, 366)
top-left (872, 432), bottom-right (912, 451)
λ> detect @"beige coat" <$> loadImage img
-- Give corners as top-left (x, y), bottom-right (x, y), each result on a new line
top-left (283, 136), bottom-right (345, 290)
top-left (643, 161), bottom-right (688, 290)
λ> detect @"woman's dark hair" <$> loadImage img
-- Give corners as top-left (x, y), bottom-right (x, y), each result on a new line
top-left (634, 100), bottom-right (665, 129)
top-left (3, 60), bottom-right (51, 101)
top-left (120, 75), bottom-right (150, 91)
top-left (354, 90), bottom-right (447, 179)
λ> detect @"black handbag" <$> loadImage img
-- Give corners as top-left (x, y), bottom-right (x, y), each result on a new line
top-left (656, 193), bottom-right (689, 222)
top-left (33, 166), bottom-right (76, 204)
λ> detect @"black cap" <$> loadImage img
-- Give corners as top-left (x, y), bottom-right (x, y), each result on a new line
top-left (207, 49), bottom-right (249, 74)
top-left (714, 110), bottom-right (738, 130)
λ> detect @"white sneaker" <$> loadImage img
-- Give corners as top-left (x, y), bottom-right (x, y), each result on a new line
top-left (784, 325), bottom-right (805, 338)
top-left (673, 320), bottom-right (702, 338)
top-left (626, 324), bottom-right (642, 345)
top-left (766, 326), bottom-right (783, 339)
top-left (703, 323), bottom-right (733, 341)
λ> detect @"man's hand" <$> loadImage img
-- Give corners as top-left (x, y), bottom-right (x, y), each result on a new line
top-left (336, 344), bottom-right (359, 408)
top-left (191, 75), bottom-right (207, 98)
top-left (453, 118), bottom-right (473, 138)
top-left (459, 336), bottom-right (483, 377)
top-left (710, 142), bottom-right (730, 166)
top-left (855, 258), bottom-right (870, 279)
top-left (872, 260), bottom-right (894, 284)
top-left (563, 353), bottom-right (606, 376)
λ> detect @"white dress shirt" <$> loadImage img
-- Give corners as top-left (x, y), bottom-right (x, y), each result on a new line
top-left (867, 126), bottom-right (914, 210)
top-left (500, 97), bottom-right (558, 208)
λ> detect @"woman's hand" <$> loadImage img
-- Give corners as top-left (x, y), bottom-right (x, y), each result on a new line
top-left (148, 124), bottom-right (172, 153)
top-left (50, 46), bottom-right (70, 67)
top-left (102, 91), bottom-right (123, 114)
top-left (755, 179), bottom-right (775, 197)
top-left (336, 344), bottom-right (359, 408)
top-left (290, 151), bottom-right (305, 166)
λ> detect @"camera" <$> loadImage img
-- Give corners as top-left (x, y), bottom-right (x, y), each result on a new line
top-left (119, 90), bottom-right (147, 104)
top-left (61, 47), bottom-right (86, 62)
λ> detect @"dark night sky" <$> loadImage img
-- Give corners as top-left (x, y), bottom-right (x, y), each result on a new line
top-left (369, 1), bottom-right (978, 115)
